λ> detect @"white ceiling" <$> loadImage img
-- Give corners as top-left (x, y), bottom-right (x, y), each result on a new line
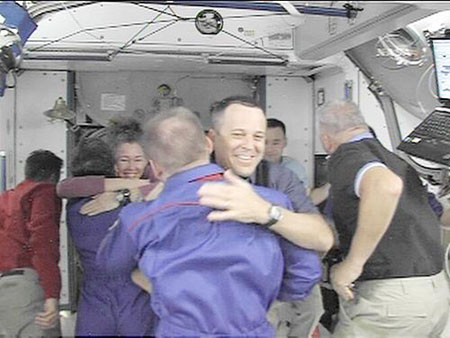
top-left (19, 1), bottom-right (446, 76)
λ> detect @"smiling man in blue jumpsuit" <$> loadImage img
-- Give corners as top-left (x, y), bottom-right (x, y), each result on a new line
top-left (97, 107), bottom-right (322, 336)
top-left (198, 96), bottom-right (333, 337)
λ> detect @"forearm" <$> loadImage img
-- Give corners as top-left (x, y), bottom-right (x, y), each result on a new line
top-left (270, 210), bottom-right (333, 252)
top-left (30, 221), bottom-right (61, 298)
top-left (30, 224), bottom-right (61, 298)
top-left (57, 176), bottom-right (105, 198)
top-left (29, 190), bottom-right (62, 298)
top-left (33, 256), bottom-right (61, 299)
top-left (104, 178), bottom-right (150, 191)
top-left (309, 183), bottom-right (330, 206)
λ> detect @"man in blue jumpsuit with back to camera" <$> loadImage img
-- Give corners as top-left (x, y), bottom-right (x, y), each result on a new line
top-left (97, 107), bottom-right (322, 336)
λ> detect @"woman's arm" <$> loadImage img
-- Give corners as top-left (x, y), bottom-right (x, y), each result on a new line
top-left (57, 176), bottom-right (150, 199)
top-left (80, 182), bottom-right (164, 216)
top-left (57, 176), bottom-right (105, 198)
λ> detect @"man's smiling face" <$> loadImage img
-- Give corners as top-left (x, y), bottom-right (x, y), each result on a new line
top-left (212, 103), bottom-right (266, 178)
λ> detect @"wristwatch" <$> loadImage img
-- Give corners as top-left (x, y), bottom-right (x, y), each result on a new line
top-left (116, 188), bottom-right (131, 206)
top-left (261, 205), bottom-right (283, 228)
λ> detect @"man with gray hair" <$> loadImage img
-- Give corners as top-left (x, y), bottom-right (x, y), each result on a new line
top-left (318, 100), bottom-right (449, 337)
top-left (97, 107), bottom-right (322, 337)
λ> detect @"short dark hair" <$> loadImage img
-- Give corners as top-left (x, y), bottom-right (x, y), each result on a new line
top-left (267, 118), bottom-right (286, 135)
top-left (71, 137), bottom-right (115, 177)
top-left (209, 96), bottom-right (263, 130)
top-left (25, 150), bottom-right (63, 182)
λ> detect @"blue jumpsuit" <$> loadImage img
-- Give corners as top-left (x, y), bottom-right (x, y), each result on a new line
top-left (66, 198), bottom-right (155, 336)
top-left (97, 163), bottom-right (322, 336)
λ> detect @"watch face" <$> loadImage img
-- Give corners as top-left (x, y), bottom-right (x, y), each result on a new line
top-left (116, 192), bottom-right (124, 202)
top-left (270, 206), bottom-right (282, 221)
top-left (116, 189), bottom-right (130, 203)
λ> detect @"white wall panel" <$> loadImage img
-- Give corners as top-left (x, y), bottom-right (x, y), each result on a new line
top-left (265, 76), bottom-right (314, 187)
top-left (76, 71), bottom-right (254, 129)
top-left (313, 70), bottom-right (346, 154)
top-left (14, 71), bottom-right (72, 308)
top-left (0, 85), bottom-right (16, 189)
top-left (15, 71), bottom-right (68, 182)
top-left (314, 56), bottom-right (392, 152)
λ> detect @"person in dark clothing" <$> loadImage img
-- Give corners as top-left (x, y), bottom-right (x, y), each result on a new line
top-left (318, 100), bottom-right (449, 337)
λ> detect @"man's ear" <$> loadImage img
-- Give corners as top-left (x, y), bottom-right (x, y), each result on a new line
top-left (149, 159), bottom-right (164, 181)
top-left (205, 135), bottom-right (214, 155)
top-left (320, 132), bottom-right (332, 154)
top-left (206, 129), bottom-right (216, 144)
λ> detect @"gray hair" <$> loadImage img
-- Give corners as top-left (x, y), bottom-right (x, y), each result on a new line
top-left (143, 107), bottom-right (208, 175)
top-left (318, 100), bottom-right (367, 134)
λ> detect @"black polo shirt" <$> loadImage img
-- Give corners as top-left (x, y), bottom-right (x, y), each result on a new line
top-left (328, 137), bottom-right (443, 280)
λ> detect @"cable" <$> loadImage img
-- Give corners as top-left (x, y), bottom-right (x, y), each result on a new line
top-left (134, 20), bottom-right (179, 43)
top-left (117, 5), bottom-right (172, 53)
top-left (59, 1), bottom-right (112, 47)
top-left (415, 63), bottom-right (435, 117)
top-left (428, 67), bottom-right (438, 99)
top-left (131, 2), bottom-right (184, 20)
top-left (24, 1), bottom-right (294, 66)
top-left (376, 32), bottom-right (425, 69)
top-left (27, 1), bottom-right (295, 64)
top-left (221, 29), bottom-right (287, 61)
top-left (27, 19), bottom-right (177, 52)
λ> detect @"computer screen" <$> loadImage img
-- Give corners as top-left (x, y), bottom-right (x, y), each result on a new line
top-left (431, 38), bottom-right (450, 101)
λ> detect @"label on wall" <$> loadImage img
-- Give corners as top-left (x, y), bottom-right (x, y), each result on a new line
top-left (101, 93), bottom-right (126, 111)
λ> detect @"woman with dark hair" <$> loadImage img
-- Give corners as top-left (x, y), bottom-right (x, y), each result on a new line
top-left (66, 137), bottom-right (155, 336)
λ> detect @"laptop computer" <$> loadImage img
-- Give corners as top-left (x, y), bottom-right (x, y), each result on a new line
top-left (397, 38), bottom-right (450, 166)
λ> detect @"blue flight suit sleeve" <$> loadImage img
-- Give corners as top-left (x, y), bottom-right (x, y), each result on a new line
top-left (277, 239), bottom-right (322, 301)
top-left (96, 216), bottom-right (140, 275)
top-left (258, 187), bottom-right (322, 301)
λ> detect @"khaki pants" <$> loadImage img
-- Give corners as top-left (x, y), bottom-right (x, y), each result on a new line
top-left (333, 271), bottom-right (450, 338)
top-left (268, 284), bottom-right (324, 337)
top-left (0, 268), bottom-right (61, 337)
